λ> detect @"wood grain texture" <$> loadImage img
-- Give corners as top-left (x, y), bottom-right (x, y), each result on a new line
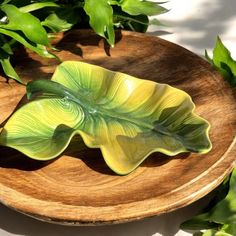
top-left (0, 29), bottom-right (235, 225)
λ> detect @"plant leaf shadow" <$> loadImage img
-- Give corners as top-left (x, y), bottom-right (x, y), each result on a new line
top-left (146, 30), bottom-right (173, 37)
top-left (13, 47), bottom-right (56, 82)
top-left (55, 29), bottom-right (123, 58)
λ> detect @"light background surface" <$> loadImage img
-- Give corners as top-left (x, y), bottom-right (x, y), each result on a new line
top-left (1, 0), bottom-right (235, 235)
top-left (152, 0), bottom-right (236, 58)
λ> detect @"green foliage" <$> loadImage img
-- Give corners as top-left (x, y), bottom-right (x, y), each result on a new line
top-left (1, 4), bottom-right (49, 45)
top-left (84, 0), bottom-right (115, 46)
top-left (205, 36), bottom-right (236, 86)
top-left (42, 6), bottom-right (80, 32)
top-left (0, 0), bottom-right (167, 83)
top-left (118, 0), bottom-right (168, 16)
top-left (181, 36), bottom-right (236, 236)
top-left (181, 168), bottom-right (236, 235)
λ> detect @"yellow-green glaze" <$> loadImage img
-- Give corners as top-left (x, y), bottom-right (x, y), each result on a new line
top-left (0, 61), bottom-right (212, 175)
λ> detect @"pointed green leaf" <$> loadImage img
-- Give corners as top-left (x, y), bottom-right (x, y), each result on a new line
top-left (113, 6), bottom-right (166, 33)
top-left (212, 37), bottom-right (234, 71)
top-left (84, 0), bottom-right (115, 46)
top-left (0, 37), bottom-right (21, 82)
top-left (0, 56), bottom-right (22, 83)
top-left (0, 28), bottom-right (55, 58)
top-left (114, 11), bottom-right (149, 32)
top-left (181, 168), bottom-right (236, 235)
top-left (1, 0), bottom-right (11, 4)
top-left (205, 37), bottom-right (236, 86)
top-left (42, 7), bottom-right (80, 33)
top-left (0, 61), bottom-right (211, 175)
top-left (0, 4), bottom-right (49, 46)
top-left (0, 48), bottom-right (22, 83)
top-left (205, 49), bottom-right (213, 64)
top-left (19, 2), bottom-right (59, 13)
top-left (0, 35), bottom-right (13, 55)
top-left (119, 0), bottom-right (168, 16)
top-left (203, 230), bottom-right (233, 236)
top-left (126, 14), bottom-right (149, 32)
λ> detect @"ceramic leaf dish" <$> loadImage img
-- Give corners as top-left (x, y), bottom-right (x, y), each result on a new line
top-left (0, 61), bottom-right (211, 175)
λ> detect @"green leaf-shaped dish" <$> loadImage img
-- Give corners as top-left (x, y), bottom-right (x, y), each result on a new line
top-left (0, 61), bottom-right (211, 175)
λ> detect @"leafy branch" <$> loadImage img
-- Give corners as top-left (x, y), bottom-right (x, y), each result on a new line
top-left (181, 37), bottom-right (236, 236)
top-left (181, 169), bottom-right (236, 236)
top-left (0, 0), bottom-right (168, 83)
top-left (205, 37), bottom-right (236, 87)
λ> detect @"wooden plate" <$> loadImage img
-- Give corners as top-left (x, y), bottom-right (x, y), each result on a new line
top-left (0, 30), bottom-right (235, 225)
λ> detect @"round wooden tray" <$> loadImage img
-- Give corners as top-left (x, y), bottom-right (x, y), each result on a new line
top-left (0, 30), bottom-right (235, 225)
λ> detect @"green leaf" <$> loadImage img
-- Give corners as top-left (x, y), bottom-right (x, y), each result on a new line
top-left (221, 224), bottom-right (236, 235)
top-left (0, 34), bottom-right (13, 54)
top-left (0, 4), bottom-right (49, 46)
top-left (125, 14), bottom-right (149, 32)
top-left (181, 217), bottom-right (221, 231)
top-left (84, 0), bottom-right (115, 46)
top-left (0, 57), bottom-right (21, 83)
top-left (203, 174), bottom-right (231, 213)
top-left (1, 0), bottom-right (11, 5)
top-left (0, 61), bottom-right (212, 175)
top-left (205, 37), bottom-right (236, 86)
top-left (0, 48), bottom-right (21, 83)
top-left (42, 7), bottom-right (80, 32)
top-left (0, 37), bottom-right (21, 83)
top-left (202, 228), bottom-right (234, 236)
top-left (19, 2), bottom-right (59, 13)
top-left (114, 11), bottom-right (149, 32)
top-left (181, 168), bottom-right (236, 235)
top-left (202, 230), bottom-right (231, 236)
top-left (119, 0), bottom-right (168, 16)
top-left (113, 5), bottom-right (165, 33)
top-left (0, 28), bottom-right (55, 58)
top-left (212, 37), bottom-right (232, 69)
top-left (205, 49), bottom-right (213, 64)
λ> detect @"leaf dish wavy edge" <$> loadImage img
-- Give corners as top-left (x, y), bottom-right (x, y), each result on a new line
top-left (0, 61), bottom-right (212, 175)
